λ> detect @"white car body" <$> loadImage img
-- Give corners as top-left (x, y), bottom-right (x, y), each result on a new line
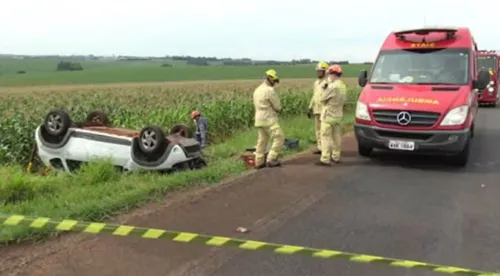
top-left (35, 125), bottom-right (201, 172)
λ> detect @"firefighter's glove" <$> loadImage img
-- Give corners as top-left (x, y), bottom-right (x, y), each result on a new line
top-left (307, 108), bottom-right (313, 119)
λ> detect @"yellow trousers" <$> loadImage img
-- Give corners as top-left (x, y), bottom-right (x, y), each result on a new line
top-left (313, 114), bottom-right (321, 150)
top-left (255, 123), bottom-right (285, 166)
top-left (320, 121), bottom-right (342, 163)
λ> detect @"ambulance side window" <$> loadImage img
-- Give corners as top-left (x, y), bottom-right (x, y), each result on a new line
top-left (372, 55), bottom-right (386, 79)
top-left (458, 53), bottom-right (468, 84)
top-left (498, 60), bottom-right (500, 83)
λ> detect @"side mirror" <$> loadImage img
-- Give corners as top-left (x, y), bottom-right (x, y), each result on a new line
top-left (358, 70), bottom-right (368, 87)
top-left (474, 69), bottom-right (490, 90)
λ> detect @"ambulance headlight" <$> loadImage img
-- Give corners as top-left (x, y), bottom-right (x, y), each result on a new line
top-left (355, 101), bottom-right (371, 121)
top-left (440, 105), bottom-right (469, 126)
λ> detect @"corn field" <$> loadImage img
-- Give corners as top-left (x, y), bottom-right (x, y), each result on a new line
top-left (0, 78), bottom-right (361, 166)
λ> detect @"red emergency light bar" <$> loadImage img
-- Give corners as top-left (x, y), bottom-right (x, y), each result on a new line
top-left (394, 27), bottom-right (457, 43)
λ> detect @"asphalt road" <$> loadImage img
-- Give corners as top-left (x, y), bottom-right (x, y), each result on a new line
top-left (212, 107), bottom-right (500, 276)
top-left (3, 107), bottom-right (499, 276)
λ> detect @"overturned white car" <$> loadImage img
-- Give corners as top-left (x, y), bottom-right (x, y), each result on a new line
top-left (35, 109), bottom-right (206, 173)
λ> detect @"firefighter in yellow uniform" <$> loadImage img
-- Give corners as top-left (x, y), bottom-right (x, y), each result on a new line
top-left (253, 69), bottom-right (285, 169)
top-left (308, 61), bottom-right (329, 154)
top-left (316, 65), bottom-right (347, 166)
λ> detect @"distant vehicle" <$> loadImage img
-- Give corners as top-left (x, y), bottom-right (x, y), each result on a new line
top-left (355, 27), bottom-right (490, 166)
top-left (476, 50), bottom-right (499, 107)
top-left (35, 109), bottom-right (206, 173)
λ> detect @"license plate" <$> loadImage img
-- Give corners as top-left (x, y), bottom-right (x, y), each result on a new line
top-left (388, 140), bottom-right (415, 151)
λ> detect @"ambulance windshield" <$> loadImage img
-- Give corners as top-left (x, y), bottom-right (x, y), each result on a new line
top-left (477, 56), bottom-right (497, 71)
top-left (370, 48), bottom-right (469, 85)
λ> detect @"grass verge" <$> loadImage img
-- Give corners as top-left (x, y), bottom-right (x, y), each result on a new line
top-left (0, 113), bottom-right (354, 244)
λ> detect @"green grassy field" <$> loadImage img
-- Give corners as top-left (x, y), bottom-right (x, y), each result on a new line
top-left (0, 57), bottom-right (370, 87)
top-left (0, 57), bottom-right (189, 74)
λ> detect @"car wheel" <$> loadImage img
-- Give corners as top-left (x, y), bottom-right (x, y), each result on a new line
top-left (190, 158), bottom-right (207, 170)
top-left (138, 125), bottom-right (166, 155)
top-left (358, 144), bottom-right (373, 157)
top-left (44, 109), bottom-right (72, 137)
top-left (86, 110), bottom-right (110, 126)
top-left (449, 136), bottom-right (470, 167)
top-left (173, 161), bottom-right (190, 172)
top-left (169, 124), bottom-right (193, 138)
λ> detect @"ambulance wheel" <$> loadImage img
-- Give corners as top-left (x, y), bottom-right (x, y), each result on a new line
top-left (358, 144), bottom-right (373, 157)
top-left (449, 136), bottom-right (470, 167)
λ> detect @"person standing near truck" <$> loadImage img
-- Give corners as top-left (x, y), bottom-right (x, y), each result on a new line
top-left (191, 110), bottom-right (208, 149)
top-left (308, 61), bottom-right (329, 154)
top-left (253, 69), bottom-right (284, 169)
top-left (316, 64), bottom-right (347, 166)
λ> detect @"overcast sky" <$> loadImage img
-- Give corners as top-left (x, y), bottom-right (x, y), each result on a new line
top-left (0, 0), bottom-right (496, 62)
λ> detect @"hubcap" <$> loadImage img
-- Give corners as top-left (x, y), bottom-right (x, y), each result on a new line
top-left (141, 130), bottom-right (157, 149)
top-left (47, 114), bottom-right (63, 132)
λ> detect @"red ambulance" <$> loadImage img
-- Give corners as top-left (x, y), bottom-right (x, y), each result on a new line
top-left (476, 50), bottom-right (499, 107)
top-left (355, 27), bottom-right (490, 166)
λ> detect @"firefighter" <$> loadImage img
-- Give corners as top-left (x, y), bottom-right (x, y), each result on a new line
top-left (253, 69), bottom-right (284, 169)
top-left (316, 64), bottom-right (347, 166)
top-left (191, 110), bottom-right (208, 149)
top-left (308, 61), bottom-right (329, 154)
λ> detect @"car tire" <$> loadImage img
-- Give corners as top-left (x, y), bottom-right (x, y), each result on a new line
top-left (86, 110), bottom-right (110, 126)
top-left (190, 158), bottom-right (207, 170)
top-left (358, 144), bottom-right (373, 157)
top-left (138, 125), bottom-right (167, 155)
top-left (169, 124), bottom-right (193, 138)
top-left (44, 109), bottom-right (72, 137)
top-left (449, 136), bottom-right (470, 167)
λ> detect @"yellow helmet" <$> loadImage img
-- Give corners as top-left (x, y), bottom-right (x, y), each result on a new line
top-left (265, 69), bottom-right (279, 81)
top-left (316, 61), bottom-right (328, 71)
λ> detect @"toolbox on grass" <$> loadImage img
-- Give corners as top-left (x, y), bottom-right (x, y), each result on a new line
top-left (240, 138), bottom-right (299, 167)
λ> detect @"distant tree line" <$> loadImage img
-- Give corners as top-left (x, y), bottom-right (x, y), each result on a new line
top-left (170, 55), bottom-right (218, 62)
top-left (0, 54), bottom-right (372, 75)
top-left (1, 54), bottom-right (373, 65)
top-left (186, 58), bottom-right (210, 66)
top-left (164, 55), bottom-right (370, 66)
top-left (118, 57), bottom-right (151, 61)
top-left (51, 56), bottom-right (363, 71)
top-left (56, 61), bottom-right (83, 71)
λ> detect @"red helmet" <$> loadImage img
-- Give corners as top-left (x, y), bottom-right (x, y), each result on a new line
top-left (191, 110), bottom-right (201, 119)
top-left (327, 64), bottom-right (343, 74)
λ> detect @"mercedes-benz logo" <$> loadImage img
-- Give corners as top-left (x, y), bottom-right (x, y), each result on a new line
top-left (396, 111), bottom-right (411, 126)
